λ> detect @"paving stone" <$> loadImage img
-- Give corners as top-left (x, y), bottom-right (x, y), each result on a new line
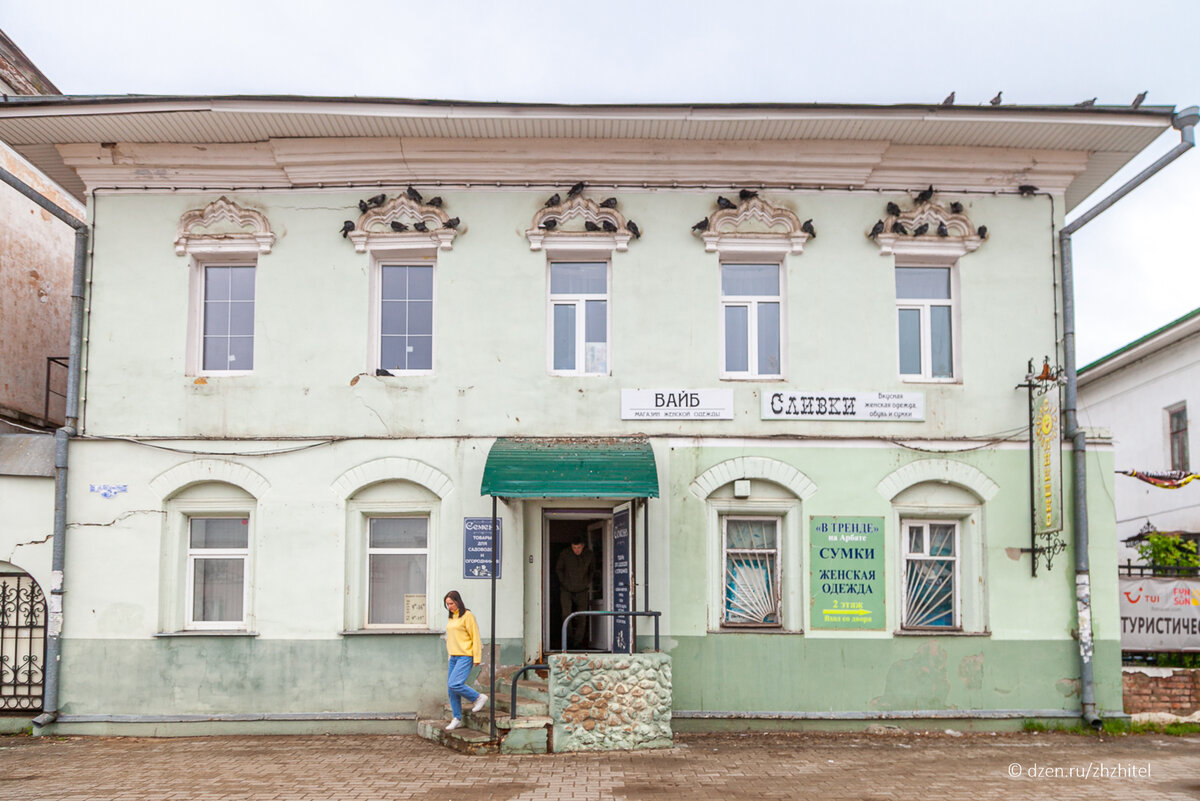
top-left (0, 731), bottom-right (1197, 800)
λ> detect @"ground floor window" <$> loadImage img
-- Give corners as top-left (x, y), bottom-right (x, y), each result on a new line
top-left (722, 516), bottom-right (781, 627)
top-left (901, 519), bottom-right (958, 629)
top-left (366, 517), bottom-right (429, 626)
top-left (186, 517), bottom-right (249, 628)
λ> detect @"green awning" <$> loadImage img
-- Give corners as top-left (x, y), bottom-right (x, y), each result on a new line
top-left (481, 438), bottom-right (659, 498)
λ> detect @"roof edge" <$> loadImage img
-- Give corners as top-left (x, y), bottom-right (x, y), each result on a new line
top-left (1079, 306), bottom-right (1200, 383)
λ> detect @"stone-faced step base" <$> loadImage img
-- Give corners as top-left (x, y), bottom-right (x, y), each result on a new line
top-left (416, 719), bottom-right (500, 756)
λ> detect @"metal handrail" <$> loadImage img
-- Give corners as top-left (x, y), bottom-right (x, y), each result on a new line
top-left (561, 610), bottom-right (661, 654)
top-left (508, 663), bottom-right (548, 722)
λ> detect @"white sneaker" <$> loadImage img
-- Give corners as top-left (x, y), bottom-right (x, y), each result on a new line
top-left (472, 694), bottom-right (488, 713)
top-left (444, 717), bottom-right (462, 731)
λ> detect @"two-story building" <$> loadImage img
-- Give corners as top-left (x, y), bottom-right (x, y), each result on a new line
top-left (0, 96), bottom-right (1181, 735)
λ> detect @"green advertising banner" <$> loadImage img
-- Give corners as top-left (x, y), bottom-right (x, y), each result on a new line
top-left (810, 516), bottom-right (885, 630)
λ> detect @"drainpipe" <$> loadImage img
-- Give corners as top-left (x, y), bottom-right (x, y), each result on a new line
top-left (1058, 106), bottom-right (1197, 728)
top-left (0, 166), bottom-right (89, 729)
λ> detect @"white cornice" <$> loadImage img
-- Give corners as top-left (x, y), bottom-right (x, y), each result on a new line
top-left (56, 138), bottom-right (1089, 197)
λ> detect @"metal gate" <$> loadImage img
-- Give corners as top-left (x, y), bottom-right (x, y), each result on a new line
top-left (0, 572), bottom-right (45, 713)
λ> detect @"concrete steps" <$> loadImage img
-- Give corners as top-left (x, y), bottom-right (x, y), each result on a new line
top-left (417, 667), bottom-right (554, 754)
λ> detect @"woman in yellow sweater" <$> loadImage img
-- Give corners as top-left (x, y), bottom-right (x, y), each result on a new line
top-left (443, 590), bottom-right (487, 730)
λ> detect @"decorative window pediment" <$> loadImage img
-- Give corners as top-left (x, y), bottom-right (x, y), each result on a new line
top-left (349, 195), bottom-right (459, 254)
top-left (870, 201), bottom-right (985, 260)
top-left (175, 197), bottom-right (275, 256)
top-left (526, 195), bottom-right (634, 253)
top-left (700, 196), bottom-right (809, 258)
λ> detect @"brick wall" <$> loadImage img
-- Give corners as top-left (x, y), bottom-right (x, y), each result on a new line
top-left (1123, 667), bottom-right (1200, 715)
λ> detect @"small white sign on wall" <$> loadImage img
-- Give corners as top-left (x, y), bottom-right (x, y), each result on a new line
top-left (761, 391), bottom-right (925, 421)
top-left (621, 389), bottom-right (734, 420)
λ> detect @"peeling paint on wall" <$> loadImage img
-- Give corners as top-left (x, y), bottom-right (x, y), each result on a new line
top-left (958, 653), bottom-right (984, 690)
top-left (870, 641), bottom-right (950, 710)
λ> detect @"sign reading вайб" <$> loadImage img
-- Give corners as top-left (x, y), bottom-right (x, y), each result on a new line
top-left (621, 389), bottom-right (733, 420)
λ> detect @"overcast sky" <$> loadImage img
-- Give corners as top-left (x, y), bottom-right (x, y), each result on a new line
top-left (3, 0), bottom-right (1198, 365)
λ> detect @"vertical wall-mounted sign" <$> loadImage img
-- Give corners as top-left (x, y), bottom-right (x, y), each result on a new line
top-left (612, 503), bottom-right (632, 654)
top-left (810, 516), bottom-right (886, 630)
top-left (463, 517), bottom-right (502, 579)
top-left (1031, 382), bottom-right (1063, 535)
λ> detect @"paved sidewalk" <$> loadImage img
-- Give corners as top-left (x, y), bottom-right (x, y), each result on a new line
top-left (1, 730), bottom-right (1197, 800)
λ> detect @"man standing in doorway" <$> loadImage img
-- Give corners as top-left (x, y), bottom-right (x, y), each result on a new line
top-left (556, 533), bottom-right (595, 649)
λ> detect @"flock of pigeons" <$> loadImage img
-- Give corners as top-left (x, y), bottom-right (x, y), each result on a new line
top-left (868, 186), bottom-right (990, 240)
top-left (690, 189), bottom-right (816, 238)
top-left (340, 186), bottom-right (460, 238)
top-left (537, 182), bottom-right (641, 238)
top-left (941, 90), bottom-right (1148, 108)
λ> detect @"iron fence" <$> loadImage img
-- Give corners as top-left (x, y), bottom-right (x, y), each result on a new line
top-left (0, 573), bottom-right (46, 713)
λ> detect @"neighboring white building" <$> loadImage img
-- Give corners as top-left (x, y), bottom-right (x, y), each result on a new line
top-left (1078, 307), bottom-right (1200, 564)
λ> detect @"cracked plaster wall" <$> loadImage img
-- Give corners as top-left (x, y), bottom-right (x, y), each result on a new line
top-left (0, 474), bottom-right (54, 589)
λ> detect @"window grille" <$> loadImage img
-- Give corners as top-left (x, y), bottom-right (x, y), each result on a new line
top-left (722, 517), bottom-right (780, 626)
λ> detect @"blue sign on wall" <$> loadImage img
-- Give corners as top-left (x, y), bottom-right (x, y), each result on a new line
top-left (463, 517), bottom-right (502, 579)
top-left (612, 506), bottom-right (632, 654)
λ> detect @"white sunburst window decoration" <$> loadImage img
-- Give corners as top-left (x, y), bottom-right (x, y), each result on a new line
top-left (901, 519), bottom-right (959, 629)
top-left (721, 516), bottom-right (781, 627)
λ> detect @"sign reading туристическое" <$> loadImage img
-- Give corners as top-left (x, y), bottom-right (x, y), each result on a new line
top-left (810, 516), bottom-right (885, 630)
top-left (762, 391), bottom-right (924, 421)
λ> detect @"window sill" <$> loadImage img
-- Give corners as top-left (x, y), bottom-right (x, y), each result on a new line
top-left (893, 629), bottom-right (990, 637)
top-left (709, 627), bottom-right (798, 634)
top-left (719, 376), bottom-right (785, 382)
top-left (340, 628), bottom-right (442, 636)
top-left (155, 630), bottom-right (259, 638)
top-left (899, 377), bottom-right (960, 385)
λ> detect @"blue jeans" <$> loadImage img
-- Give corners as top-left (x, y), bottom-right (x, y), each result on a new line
top-left (446, 655), bottom-right (480, 719)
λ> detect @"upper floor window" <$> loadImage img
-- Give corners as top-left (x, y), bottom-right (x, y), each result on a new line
top-left (379, 264), bottom-right (434, 373)
top-left (201, 264), bottom-right (256, 372)
top-left (896, 266), bottom-right (955, 380)
top-left (721, 263), bottom-right (782, 378)
top-left (1169, 404), bottom-right (1189, 472)
top-left (549, 261), bottom-right (609, 375)
top-left (174, 197), bottom-right (274, 377)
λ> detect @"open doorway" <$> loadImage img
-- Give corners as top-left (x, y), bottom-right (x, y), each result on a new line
top-left (543, 511), bottom-right (611, 653)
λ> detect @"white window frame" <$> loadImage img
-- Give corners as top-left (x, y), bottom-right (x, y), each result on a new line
top-left (186, 256), bottom-right (257, 376)
top-left (1167, 402), bottom-right (1189, 472)
top-left (546, 259), bottom-right (612, 376)
top-left (719, 261), bottom-right (785, 380)
top-left (364, 515), bottom-right (431, 629)
top-left (720, 515), bottom-right (782, 629)
top-left (345, 496), bottom-right (440, 632)
top-left (705, 496), bottom-right (801, 632)
top-left (899, 518), bottom-right (961, 631)
top-left (895, 263), bottom-right (960, 383)
top-left (366, 244), bottom-right (438, 376)
top-left (184, 515), bottom-right (251, 631)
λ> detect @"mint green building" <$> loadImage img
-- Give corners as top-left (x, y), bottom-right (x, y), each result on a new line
top-left (0, 97), bottom-right (1185, 735)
